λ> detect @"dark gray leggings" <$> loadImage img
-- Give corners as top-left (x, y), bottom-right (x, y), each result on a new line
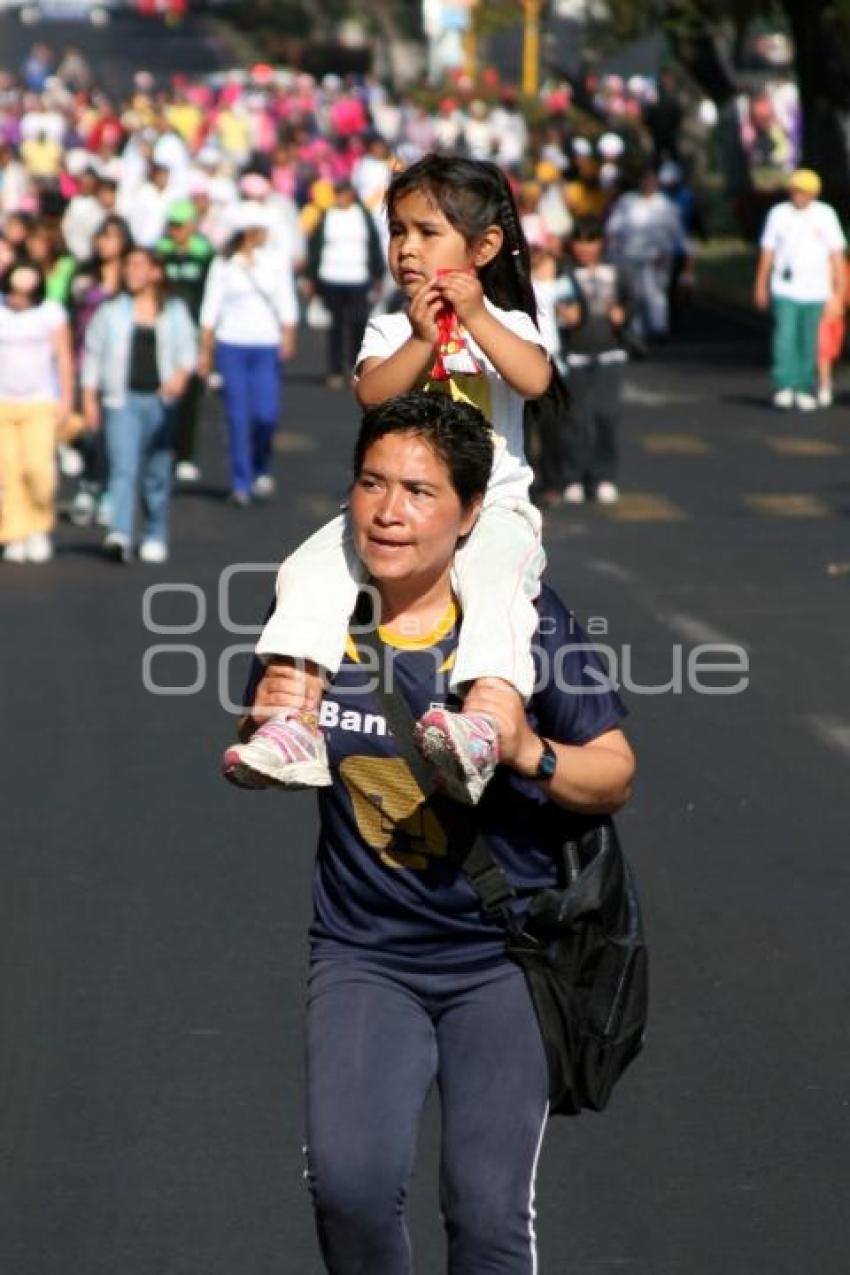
top-left (305, 957), bottom-right (550, 1275)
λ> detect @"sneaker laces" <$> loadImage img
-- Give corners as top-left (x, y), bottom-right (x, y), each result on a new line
top-left (252, 709), bottom-right (323, 763)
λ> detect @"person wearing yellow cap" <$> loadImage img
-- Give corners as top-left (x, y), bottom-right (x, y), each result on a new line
top-left (754, 168), bottom-right (846, 410)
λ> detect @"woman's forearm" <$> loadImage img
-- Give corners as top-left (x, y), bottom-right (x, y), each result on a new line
top-left (54, 324), bottom-right (74, 411)
top-left (199, 326), bottom-right (215, 358)
top-left (531, 731), bottom-right (635, 814)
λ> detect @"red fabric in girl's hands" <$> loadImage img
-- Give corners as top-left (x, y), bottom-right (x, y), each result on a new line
top-left (430, 269), bottom-right (483, 381)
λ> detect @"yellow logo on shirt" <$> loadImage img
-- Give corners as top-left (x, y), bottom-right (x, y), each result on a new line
top-left (339, 755), bottom-right (448, 871)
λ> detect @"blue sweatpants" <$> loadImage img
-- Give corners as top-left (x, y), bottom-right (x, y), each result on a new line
top-left (215, 341), bottom-right (281, 494)
top-left (305, 957), bottom-right (550, 1275)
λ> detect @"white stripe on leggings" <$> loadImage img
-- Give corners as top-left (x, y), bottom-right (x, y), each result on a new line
top-left (527, 1102), bottom-right (550, 1275)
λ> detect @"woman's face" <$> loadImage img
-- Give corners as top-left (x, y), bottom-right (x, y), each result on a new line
top-left (26, 230), bottom-right (50, 263)
top-left (124, 250), bottom-right (158, 294)
top-left (350, 431), bottom-right (480, 588)
top-left (4, 265), bottom-right (40, 311)
top-left (387, 189), bottom-right (479, 297)
top-left (95, 222), bottom-right (126, 261)
top-left (5, 216), bottom-right (29, 247)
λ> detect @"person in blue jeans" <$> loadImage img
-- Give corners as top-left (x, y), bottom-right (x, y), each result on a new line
top-left (81, 247), bottom-right (197, 563)
top-left (197, 203), bottom-right (298, 505)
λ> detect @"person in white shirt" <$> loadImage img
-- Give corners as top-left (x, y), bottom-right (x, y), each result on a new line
top-left (0, 143), bottom-right (31, 216)
top-left (304, 179), bottom-right (385, 389)
top-left (221, 155), bottom-right (554, 809)
top-left (197, 203), bottom-right (298, 503)
top-left (461, 100), bottom-right (495, 160)
top-left (0, 263), bottom-right (74, 564)
top-left (754, 168), bottom-right (847, 411)
top-left (61, 166), bottom-right (105, 261)
top-left (351, 136), bottom-right (394, 213)
top-left (122, 161), bottom-right (179, 248)
top-left (491, 96), bottom-right (528, 169)
top-left (606, 168), bottom-right (683, 340)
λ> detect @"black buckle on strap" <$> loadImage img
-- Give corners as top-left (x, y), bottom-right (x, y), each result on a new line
top-left (467, 865), bottom-right (517, 915)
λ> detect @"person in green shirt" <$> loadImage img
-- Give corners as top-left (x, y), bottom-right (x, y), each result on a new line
top-left (25, 216), bottom-right (76, 305)
top-left (156, 200), bottom-right (214, 482)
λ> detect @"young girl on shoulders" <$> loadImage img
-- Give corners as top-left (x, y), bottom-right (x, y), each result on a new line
top-left (223, 154), bottom-right (553, 804)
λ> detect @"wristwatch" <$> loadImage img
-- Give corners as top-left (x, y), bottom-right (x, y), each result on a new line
top-left (533, 737), bottom-right (557, 782)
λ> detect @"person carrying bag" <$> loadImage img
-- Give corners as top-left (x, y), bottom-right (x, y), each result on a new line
top-left (357, 616), bottom-right (648, 1117)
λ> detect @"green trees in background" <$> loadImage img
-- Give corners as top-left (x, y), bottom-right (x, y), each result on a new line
top-left (608, 0), bottom-right (850, 213)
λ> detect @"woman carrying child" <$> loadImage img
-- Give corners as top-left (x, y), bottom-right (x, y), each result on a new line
top-left (223, 155), bottom-right (554, 806)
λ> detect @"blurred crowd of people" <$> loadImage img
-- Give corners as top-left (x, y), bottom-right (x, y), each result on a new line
top-left (0, 41), bottom-right (710, 565)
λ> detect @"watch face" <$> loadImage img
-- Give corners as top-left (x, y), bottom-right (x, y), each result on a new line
top-left (537, 742), bottom-right (557, 780)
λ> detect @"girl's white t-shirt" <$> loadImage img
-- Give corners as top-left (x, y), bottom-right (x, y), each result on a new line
top-left (0, 299), bottom-right (65, 401)
top-left (356, 299), bottom-right (542, 505)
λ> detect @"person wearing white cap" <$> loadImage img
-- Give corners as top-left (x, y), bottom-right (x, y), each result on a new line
top-left (198, 202), bottom-right (298, 503)
top-left (233, 171), bottom-right (305, 272)
top-left (597, 132), bottom-right (625, 161)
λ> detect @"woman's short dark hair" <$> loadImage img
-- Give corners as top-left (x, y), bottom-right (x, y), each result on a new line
top-left (353, 391), bottom-right (493, 508)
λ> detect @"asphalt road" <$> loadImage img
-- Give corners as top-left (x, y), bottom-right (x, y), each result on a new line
top-left (2, 298), bottom-right (849, 1275)
top-left (0, 8), bottom-right (234, 96)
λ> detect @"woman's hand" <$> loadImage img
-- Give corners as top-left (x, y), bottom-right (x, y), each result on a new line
top-left (407, 277), bottom-right (442, 344)
top-left (463, 678), bottom-right (541, 777)
top-left (280, 326), bottom-right (296, 362)
top-left (434, 269), bottom-right (485, 326)
top-left (609, 304), bottom-right (626, 328)
top-left (825, 291), bottom-right (845, 320)
top-left (753, 279), bottom-right (770, 312)
top-left (160, 373), bottom-right (188, 402)
top-left (558, 301), bottom-right (582, 328)
top-left (197, 349), bottom-right (213, 380)
top-left (251, 659), bottom-right (323, 722)
top-left (82, 392), bottom-right (100, 432)
top-left (53, 399), bottom-right (72, 432)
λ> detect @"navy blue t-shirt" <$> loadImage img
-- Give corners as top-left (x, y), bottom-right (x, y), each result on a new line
top-left (263, 584), bottom-right (627, 972)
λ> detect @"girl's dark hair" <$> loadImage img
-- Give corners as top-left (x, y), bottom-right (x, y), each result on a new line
top-left (386, 154), bottom-right (569, 414)
top-left (0, 257), bottom-right (47, 306)
top-left (94, 213), bottom-right (133, 256)
top-left (26, 216), bottom-right (68, 271)
top-left (386, 154), bottom-right (536, 319)
top-left (79, 214), bottom-right (133, 280)
top-left (354, 390), bottom-right (493, 509)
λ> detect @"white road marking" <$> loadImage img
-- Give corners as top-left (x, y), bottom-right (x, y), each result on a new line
top-left (623, 381), bottom-right (699, 406)
top-left (589, 559), bottom-right (638, 583)
top-left (665, 613), bottom-right (748, 649)
top-left (806, 715), bottom-right (850, 759)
